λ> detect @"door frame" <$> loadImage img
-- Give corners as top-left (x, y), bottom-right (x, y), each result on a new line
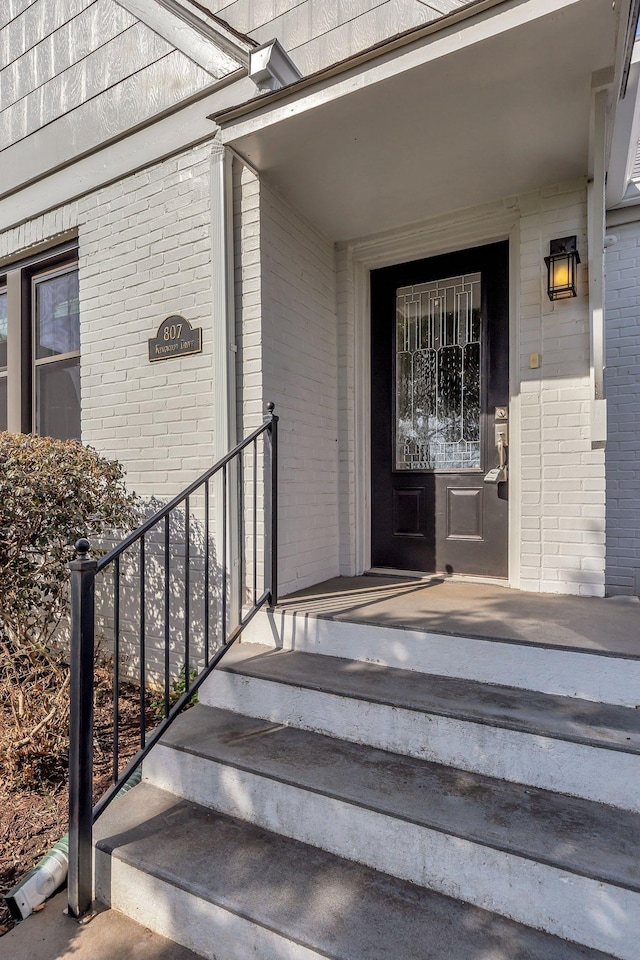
top-left (347, 202), bottom-right (522, 586)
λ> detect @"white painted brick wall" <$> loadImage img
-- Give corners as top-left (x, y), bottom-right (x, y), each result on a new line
top-left (604, 218), bottom-right (640, 596)
top-left (334, 180), bottom-right (605, 596)
top-left (1, 145), bottom-right (220, 498)
top-left (234, 161), bottom-right (264, 439)
top-left (259, 183), bottom-right (339, 596)
top-left (517, 182), bottom-right (605, 597)
top-left (0, 145), bottom-right (225, 679)
top-left (1, 160), bottom-right (607, 611)
top-left (78, 145), bottom-right (216, 498)
top-left (0, 202), bottom-right (79, 261)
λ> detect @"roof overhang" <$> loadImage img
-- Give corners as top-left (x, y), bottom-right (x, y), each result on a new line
top-left (213, 0), bottom-right (624, 242)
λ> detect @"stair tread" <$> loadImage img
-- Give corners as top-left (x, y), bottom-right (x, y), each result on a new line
top-left (160, 704), bottom-right (640, 891)
top-left (95, 782), bottom-right (615, 960)
top-left (220, 643), bottom-right (640, 753)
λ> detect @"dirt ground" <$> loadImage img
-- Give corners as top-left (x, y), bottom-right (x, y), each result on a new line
top-left (0, 682), bottom-right (156, 936)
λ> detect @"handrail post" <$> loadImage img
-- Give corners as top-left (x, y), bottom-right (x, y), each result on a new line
top-left (68, 538), bottom-right (98, 920)
top-left (264, 402), bottom-right (278, 607)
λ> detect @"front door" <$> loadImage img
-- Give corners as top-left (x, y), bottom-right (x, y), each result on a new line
top-left (371, 242), bottom-right (509, 578)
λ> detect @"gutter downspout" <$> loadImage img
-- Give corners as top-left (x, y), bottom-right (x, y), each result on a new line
top-left (211, 140), bottom-right (239, 625)
top-left (4, 769), bottom-right (143, 922)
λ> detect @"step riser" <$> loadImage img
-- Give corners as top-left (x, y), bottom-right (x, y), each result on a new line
top-left (95, 850), bottom-right (324, 960)
top-left (201, 671), bottom-right (640, 812)
top-left (241, 612), bottom-right (640, 707)
top-left (144, 745), bottom-right (639, 960)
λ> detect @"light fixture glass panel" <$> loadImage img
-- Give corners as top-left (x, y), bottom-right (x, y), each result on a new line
top-left (35, 270), bottom-right (80, 359)
top-left (545, 237), bottom-right (579, 301)
top-left (552, 257), bottom-right (571, 291)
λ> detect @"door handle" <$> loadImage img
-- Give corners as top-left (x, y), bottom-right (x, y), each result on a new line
top-left (484, 415), bottom-right (508, 484)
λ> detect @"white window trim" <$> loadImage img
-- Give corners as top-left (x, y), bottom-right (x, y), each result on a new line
top-left (0, 241), bottom-right (79, 437)
top-left (31, 261), bottom-right (80, 438)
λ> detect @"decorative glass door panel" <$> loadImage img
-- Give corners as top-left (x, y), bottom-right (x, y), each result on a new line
top-left (395, 274), bottom-right (481, 470)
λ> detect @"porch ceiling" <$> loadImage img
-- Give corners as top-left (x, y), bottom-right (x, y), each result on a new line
top-left (216, 0), bottom-right (619, 242)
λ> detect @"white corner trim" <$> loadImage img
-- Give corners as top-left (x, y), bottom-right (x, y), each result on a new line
top-left (588, 89), bottom-right (607, 445)
top-left (507, 218), bottom-right (521, 588)
top-left (353, 259), bottom-right (370, 574)
top-left (115, 0), bottom-right (248, 75)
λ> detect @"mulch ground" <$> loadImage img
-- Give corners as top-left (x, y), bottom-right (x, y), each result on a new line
top-left (0, 681), bottom-right (157, 936)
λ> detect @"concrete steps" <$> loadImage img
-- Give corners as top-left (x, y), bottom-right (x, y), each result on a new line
top-left (203, 642), bottom-right (640, 810)
top-left (93, 618), bottom-right (639, 959)
top-left (138, 702), bottom-right (640, 959)
top-left (240, 607), bottom-right (640, 706)
top-left (95, 782), bottom-right (617, 960)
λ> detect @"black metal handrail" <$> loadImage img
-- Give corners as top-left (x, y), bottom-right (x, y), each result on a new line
top-left (67, 404), bottom-right (278, 920)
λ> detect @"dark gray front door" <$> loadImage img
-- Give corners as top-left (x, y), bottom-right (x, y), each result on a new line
top-left (370, 242), bottom-right (509, 578)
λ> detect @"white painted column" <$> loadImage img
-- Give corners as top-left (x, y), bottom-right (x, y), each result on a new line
top-left (587, 87), bottom-right (608, 447)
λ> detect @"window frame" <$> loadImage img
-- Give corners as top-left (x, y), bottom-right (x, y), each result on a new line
top-left (0, 284), bottom-right (7, 431)
top-left (31, 261), bottom-right (81, 438)
top-left (0, 239), bottom-right (79, 437)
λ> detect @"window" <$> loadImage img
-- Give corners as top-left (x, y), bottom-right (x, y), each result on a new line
top-left (0, 241), bottom-right (79, 440)
top-left (33, 265), bottom-right (80, 440)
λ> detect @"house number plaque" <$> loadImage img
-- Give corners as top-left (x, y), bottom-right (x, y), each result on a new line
top-left (148, 315), bottom-right (202, 362)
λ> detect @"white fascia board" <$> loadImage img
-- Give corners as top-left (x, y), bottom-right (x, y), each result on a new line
top-left (0, 76), bottom-right (256, 235)
top-left (115, 0), bottom-right (249, 75)
top-left (606, 41), bottom-right (640, 208)
top-left (215, 0), bottom-right (591, 143)
top-left (607, 200), bottom-right (640, 225)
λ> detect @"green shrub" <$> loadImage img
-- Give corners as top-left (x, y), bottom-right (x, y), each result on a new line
top-left (150, 666), bottom-right (199, 720)
top-left (0, 433), bottom-right (137, 778)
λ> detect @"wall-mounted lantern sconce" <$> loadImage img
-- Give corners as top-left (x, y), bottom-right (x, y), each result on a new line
top-left (544, 236), bottom-right (580, 301)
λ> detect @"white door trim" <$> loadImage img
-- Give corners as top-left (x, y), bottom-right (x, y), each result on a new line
top-left (345, 200), bottom-right (521, 585)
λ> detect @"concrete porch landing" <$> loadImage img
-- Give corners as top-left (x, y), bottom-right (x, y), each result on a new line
top-left (277, 575), bottom-right (640, 658)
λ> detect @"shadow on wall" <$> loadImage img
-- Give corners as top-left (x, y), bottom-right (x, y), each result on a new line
top-left (93, 496), bottom-right (224, 692)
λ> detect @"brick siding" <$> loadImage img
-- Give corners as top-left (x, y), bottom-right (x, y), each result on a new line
top-left (604, 218), bottom-right (640, 596)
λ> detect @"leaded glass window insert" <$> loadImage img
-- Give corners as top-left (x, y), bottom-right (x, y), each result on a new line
top-left (395, 273), bottom-right (481, 470)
